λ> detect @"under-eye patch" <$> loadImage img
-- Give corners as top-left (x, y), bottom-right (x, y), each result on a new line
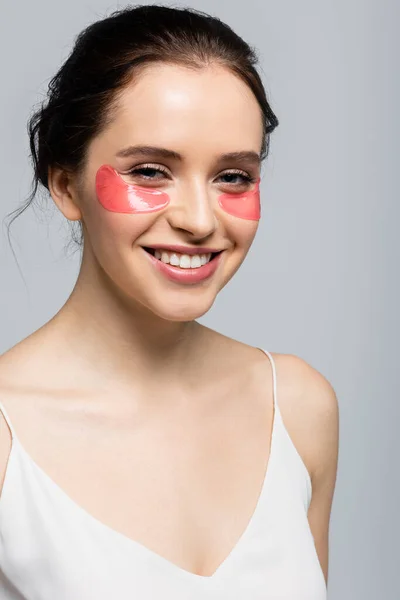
top-left (95, 164), bottom-right (170, 213)
top-left (217, 179), bottom-right (261, 220)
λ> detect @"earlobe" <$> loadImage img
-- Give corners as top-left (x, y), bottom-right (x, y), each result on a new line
top-left (47, 166), bottom-right (82, 221)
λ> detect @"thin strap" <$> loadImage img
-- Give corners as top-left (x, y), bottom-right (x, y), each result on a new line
top-left (0, 400), bottom-right (16, 440)
top-left (257, 348), bottom-right (278, 410)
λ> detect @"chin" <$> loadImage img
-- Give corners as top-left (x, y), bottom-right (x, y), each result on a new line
top-left (146, 294), bottom-right (217, 323)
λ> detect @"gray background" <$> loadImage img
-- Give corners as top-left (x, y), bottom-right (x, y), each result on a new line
top-left (1, 1), bottom-right (398, 597)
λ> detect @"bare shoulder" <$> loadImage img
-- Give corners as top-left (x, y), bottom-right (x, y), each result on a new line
top-left (0, 336), bottom-right (44, 495)
top-left (271, 352), bottom-right (339, 584)
top-left (272, 352), bottom-right (339, 480)
top-left (0, 396), bottom-right (12, 497)
top-left (210, 336), bottom-right (340, 475)
top-left (0, 350), bottom-right (19, 497)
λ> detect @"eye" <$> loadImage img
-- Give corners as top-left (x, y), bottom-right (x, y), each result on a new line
top-left (124, 164), bottom-right (257, 189)
top-left (217, 169), bottom-right (257, 188)
top-left (126, 163), bottom-right (171, 182)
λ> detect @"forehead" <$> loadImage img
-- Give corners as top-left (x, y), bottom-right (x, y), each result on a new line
top-left (104, 63), bottom-right (263, 154)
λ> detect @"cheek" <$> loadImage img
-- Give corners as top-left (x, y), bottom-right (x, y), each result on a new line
top-left (217, 179), bottom-right (261, 221)
top-left (95, 164), bottom-right (170, 213)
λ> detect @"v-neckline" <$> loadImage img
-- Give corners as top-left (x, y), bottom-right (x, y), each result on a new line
top-left (1, 348), bottom-right (279, 582)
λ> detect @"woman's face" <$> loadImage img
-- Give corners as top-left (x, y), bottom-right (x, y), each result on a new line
top-left (74, 63), bottom-right (264, 321)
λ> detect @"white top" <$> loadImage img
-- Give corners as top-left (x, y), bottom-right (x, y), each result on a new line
top-left (0, 348), bottom-right (327, 599)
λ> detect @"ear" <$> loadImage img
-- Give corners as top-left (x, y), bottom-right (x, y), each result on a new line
top-left (48, 165), bottom-right (83, 221)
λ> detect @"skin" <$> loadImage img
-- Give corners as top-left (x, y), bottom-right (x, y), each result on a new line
top-left (0, 63), bottom-right (338, 581)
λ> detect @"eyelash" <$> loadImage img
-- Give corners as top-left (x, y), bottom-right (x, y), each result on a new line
top-left (126, 163), bottom-right (257, 186)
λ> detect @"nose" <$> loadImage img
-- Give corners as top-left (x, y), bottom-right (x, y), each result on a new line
top-left (165, 179), bottom-right (219, 240)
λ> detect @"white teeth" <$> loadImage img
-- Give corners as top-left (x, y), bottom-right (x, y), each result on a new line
top-left (191, 255), bottom-right (201, 268)
top-left (169, 253), bottom-right (181, 267)
top-left (152, 249), bottom-right (213, 269)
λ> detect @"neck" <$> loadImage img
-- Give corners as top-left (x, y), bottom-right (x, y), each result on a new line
top-left (44, 262), bottom-right (209, 393)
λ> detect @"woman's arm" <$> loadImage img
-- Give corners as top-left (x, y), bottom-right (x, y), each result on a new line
top-left (303, 365), bottom-right (339, 586)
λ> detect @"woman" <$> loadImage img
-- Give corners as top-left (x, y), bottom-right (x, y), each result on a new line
top-left (0, 4), bottom-right (338, 598)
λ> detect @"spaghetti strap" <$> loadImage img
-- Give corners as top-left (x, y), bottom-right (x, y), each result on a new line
top-left (0, 400), bottom-right (16, 440)
top-left (257, 348), bottom-right (278, 410)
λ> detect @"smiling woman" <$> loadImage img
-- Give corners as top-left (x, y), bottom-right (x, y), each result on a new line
top-left (0, 4), bottom-right (338, 600)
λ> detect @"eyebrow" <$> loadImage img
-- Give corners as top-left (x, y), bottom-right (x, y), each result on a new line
top-left (115, 145), bottom-right (261, 167)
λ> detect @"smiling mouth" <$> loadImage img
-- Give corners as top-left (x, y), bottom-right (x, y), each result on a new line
top-left (141, 247), bottom-right (224, 272)
top-left (142, 247), bottom-right (222, 259)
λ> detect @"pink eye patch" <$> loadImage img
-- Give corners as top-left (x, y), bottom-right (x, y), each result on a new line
top-left (95, 164), bottom-right (260, 220)
top-left (217, 178), bottom-right (261, 221)
top-left (95, 164), bottom-right (170, 213)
